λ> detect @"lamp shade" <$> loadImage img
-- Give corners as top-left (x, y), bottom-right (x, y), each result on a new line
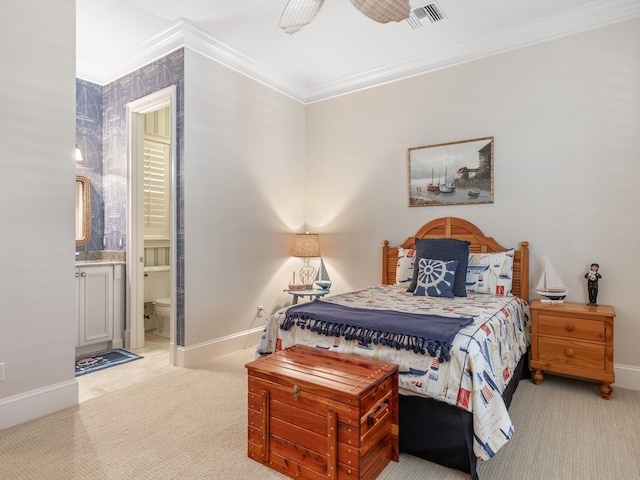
top-left (291, 233), bottom-right (320, 258)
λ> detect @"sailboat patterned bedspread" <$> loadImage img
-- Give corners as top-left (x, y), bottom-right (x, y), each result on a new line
top-left (259, 284), bottom-right (530, 461)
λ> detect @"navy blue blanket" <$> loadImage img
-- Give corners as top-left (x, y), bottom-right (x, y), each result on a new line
top-left (282, 300), bottom-right (473, 362)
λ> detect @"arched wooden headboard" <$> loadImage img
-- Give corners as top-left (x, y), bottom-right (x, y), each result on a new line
top-left (382, 217), bottom-right (529, 302)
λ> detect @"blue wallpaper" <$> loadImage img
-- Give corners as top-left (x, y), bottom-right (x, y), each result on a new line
top-left (76, 79), bottom-right (104, 251)
top-left (75, 48), bottom-right (186, 346)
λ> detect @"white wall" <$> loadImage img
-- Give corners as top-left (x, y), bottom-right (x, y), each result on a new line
top-left (0, 0), bottom-right (78, 429)
top-left (179, 49), bottom-right (307, 364)
top-left (305, 18), bottom-right (640, 386)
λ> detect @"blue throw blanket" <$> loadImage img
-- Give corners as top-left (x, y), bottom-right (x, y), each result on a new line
top-left (282, 300), bottom-right (473, 362)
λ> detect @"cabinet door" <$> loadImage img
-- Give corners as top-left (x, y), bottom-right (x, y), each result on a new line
top-left (77, 265), bottom-right (114, 346)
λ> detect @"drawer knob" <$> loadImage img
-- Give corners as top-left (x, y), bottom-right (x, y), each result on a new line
top-left (565, 324), bottom-right (575, 332)
top-left (293, 384), bottom-right (300, 400)
top-left (565, 348), bottom-right (574, 357)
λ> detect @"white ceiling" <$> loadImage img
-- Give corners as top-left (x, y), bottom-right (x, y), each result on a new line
top-left (76, 0), bottom-right (640, 103)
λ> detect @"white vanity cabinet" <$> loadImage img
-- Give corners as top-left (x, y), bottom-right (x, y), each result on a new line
top-left (75, 263), bottom-right (125, 352)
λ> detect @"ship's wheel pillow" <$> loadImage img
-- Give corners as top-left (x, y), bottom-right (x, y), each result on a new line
top-left (466, 249), bottom-right (515, 296)
top-left (396, 247), bottom-right (416, 286)
top-left (414, 258), bottom-right (458, 298)
top-left (407, 238), bottom-right (470, 297)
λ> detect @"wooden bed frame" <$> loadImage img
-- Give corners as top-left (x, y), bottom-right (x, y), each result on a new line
top-left (379, 217), bottom-right (530, 479)
top-left (382, 216), bottom-right (529, 302)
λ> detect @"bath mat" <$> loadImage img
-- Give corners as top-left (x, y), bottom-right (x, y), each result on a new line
top-left (75, 349), bottom-right (142, 377)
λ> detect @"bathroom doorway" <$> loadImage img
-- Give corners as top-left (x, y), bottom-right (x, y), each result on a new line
top-left (125, 86), bottom-right (177, 365)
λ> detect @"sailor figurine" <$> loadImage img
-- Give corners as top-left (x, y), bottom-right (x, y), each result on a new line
top-left (584, 263), bottom-right (601, 306)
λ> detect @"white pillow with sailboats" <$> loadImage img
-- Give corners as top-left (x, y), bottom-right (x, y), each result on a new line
top-left (466, 249), bottom-right (514, 296)
top-left (396, 247), bottom-right (416, 285)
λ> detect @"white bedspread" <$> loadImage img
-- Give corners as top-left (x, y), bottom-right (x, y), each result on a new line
top-left (259, 285), bottom-right (530, 460)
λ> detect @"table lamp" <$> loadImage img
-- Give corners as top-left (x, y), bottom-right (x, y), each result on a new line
top-left (291, 232), bottom-right (320, 287)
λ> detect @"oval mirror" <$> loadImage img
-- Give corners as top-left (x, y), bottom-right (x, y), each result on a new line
top-left (76, 173), bottom-right (91, 247)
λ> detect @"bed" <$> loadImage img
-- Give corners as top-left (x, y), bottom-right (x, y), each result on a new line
top-left (257, 217), bottom-right (530, 479)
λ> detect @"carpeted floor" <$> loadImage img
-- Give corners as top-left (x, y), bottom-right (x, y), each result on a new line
top-left (1, 347), bottom-right (639, 480)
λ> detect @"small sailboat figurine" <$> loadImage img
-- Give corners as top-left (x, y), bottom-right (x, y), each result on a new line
top-left (536, 254), bottom-right (569, 303)
top-left (314, 258), bottom-right (332, 291)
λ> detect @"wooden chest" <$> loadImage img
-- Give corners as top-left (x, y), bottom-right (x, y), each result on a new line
top-left (246, 345), bottom-right (399, 480)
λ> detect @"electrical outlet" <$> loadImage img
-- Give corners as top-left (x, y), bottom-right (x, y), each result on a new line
top-left (257, 305), bottom-right (264, 311)
top-left (0, 362), bottom-right (5, 382)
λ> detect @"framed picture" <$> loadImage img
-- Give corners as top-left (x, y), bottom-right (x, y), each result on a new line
top-left (408, 137), bottom-right (494, 207)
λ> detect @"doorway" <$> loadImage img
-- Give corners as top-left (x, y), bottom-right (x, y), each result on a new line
top-left (125, 86), bottom-right (177, 365)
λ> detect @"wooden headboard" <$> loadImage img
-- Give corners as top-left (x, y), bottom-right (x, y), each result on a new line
top-left (382, 217), bottom-right (529, 302)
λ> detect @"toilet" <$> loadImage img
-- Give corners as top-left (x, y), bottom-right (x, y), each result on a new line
top-left (143, 266), bottom-right (171, 338)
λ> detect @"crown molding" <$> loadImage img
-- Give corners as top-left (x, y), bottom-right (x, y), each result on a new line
top-left (76, 18), bottom-right (308, 102)
top-left (180, 20), bottom-right (307, 103)
top-left (76, 20), bottom-right (185, 85)
top-left (76, 1), bottom-right (640, 104)
top-left (304, 0), bottom-right (640, 103)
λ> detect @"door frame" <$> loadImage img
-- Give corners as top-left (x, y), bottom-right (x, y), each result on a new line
top-left (125, 86), bottom-right (177, 363)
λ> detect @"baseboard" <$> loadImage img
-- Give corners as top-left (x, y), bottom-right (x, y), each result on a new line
top-left (614, 363), bottom-right (640, 391)
top-left (0, 380), bottom-right (78, 431)
top-left (174, 327), bottom-right (264, 368)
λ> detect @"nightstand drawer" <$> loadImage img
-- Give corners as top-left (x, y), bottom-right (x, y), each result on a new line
top-left (538, 314), bottom-right (605, 342)
top-left (538, 337), bottom-right (605, 370)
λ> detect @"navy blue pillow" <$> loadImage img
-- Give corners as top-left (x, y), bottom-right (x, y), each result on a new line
top-left (407, 238), bottom-right (470, 297)
top-left (414, 258), bottom-right (458, 298)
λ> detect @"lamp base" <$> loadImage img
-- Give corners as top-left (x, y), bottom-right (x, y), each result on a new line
top-left (299, 265), bottom-right (317, 286)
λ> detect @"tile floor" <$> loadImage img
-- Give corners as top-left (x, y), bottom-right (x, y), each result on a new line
top-left (77, 333), bottom-right (180, 403)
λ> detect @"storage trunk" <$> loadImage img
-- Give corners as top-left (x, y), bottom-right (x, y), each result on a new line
top-left (246, 345), bottom-right (399, 480)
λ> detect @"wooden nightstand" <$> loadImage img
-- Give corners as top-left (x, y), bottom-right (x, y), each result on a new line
top-left (529, 299), bottom-right (615, 399)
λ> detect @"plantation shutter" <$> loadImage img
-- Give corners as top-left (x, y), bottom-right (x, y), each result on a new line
top-left (143, 139), bottom-right (170, 239)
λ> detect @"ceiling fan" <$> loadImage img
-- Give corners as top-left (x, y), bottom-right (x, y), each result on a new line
top-left (280, 0), bottom-right (411, 34)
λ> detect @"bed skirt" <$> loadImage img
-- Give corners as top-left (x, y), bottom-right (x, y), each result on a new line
top-left (398, 354), bottom-right (528, 480)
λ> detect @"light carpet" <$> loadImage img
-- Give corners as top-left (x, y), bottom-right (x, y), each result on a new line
top-left (1, 348), bottom-right (639, 480)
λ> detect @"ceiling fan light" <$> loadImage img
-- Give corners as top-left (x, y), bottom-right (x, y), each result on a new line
top-left (349, 0), bottom-right (410, 24)
top-left (280, 0), bottom-right (325, 34)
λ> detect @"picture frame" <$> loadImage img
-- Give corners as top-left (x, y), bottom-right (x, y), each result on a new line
top-left (408, 137), bottom-right (494, 207)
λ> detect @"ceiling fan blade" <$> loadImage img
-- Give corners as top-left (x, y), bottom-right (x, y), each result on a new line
top-left (349, 0), bottom-right (411, 24)
top-left (280, 0), bottom-right (325, 34)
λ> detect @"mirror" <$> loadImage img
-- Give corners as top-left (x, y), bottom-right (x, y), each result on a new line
top-left (76, 173), bottom-right (91, 247)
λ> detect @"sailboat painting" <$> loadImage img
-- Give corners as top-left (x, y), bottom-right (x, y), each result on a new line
top-left (315, 258), bottom-right (332, 291)
top-left (536, 255), bottom-right (569, 303)
top-left (408, 137), bottom-right (494, 207)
